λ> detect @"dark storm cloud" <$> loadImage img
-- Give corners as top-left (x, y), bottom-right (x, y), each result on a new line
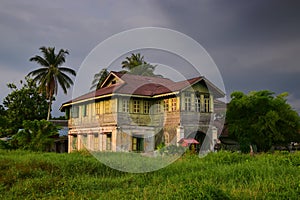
top-left (0, 0), bottom-right (299, 115)
top-left (153, 0), bottom-right (300, 112)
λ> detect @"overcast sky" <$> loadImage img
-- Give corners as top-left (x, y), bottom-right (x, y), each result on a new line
top-left (1, 0), bottom-right (300, 117)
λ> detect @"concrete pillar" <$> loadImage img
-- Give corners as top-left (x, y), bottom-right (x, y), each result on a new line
top-left (99, 133), bottom-right (103, 151)
top-left (76, 135), bottom-right (81, 150)
top-left (176, 125), bottom-right (184, 146)
top-left (68, 133), bottom-right (72, 153)
top-left (144, 132), bottom-right (155, 152)
top-left (112, 128), bottom-right (117, 152)
top-left (207, 126), bottom-right (218, 151)
top-left (102, 134), bottom-right (107, 151)
top-left (200, 95), bottom-right (204, 112)
top-left (87, 134), bottom-right (92, 151)
top-left (210, 95), bottom-right (214, 112)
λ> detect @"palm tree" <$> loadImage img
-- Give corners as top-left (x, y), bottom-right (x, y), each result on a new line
top-left (28, 46), bottom-right (76, 120)
top-left (121, 53), bottom-right (161, 77)
top-left (121, 53), bottom-right (146, 71)
top-left (90, 68), bottom-right (109, 90)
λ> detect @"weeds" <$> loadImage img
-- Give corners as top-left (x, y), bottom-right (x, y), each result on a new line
top-left (0, 150), bottom-right (300, 199)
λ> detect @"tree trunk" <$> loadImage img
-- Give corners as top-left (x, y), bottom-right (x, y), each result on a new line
top-left (250, 144), bottom-right (254, 156)
top-left (47, 97), bottom-right (52, 121)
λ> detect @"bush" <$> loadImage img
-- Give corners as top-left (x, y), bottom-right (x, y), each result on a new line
top-left (159, 145), bottom-right (186, 155)
top-left (11, 120), bottom-right (58, 151)
top-left (0, 140), bottom-right (11, 149)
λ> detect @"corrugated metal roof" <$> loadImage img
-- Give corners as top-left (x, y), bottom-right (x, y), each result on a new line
top-left (61, 71), bottom-right (224, 108)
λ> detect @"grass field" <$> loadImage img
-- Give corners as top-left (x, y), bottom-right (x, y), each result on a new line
top-left (0, 150), bottom-right (300, 199)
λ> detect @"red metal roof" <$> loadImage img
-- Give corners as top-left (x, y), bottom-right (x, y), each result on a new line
top-left (178, 138), bottom-right (199, 147)
top-left (61, 71), bottom-right (224, 108)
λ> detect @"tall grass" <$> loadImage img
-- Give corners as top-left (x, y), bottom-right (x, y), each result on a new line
top-left (0, 150), bottom-right (299, 199)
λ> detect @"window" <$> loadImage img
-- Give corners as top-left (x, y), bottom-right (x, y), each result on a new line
top-left (164, 99), bottom-right (169, 112)
top-left (104, 100), bottom-right (111, 113)
top-left (184, 92), bottom-right (191, 111)
top-left (204, 94), bottom-right (210, 113)
top-left (144, 101), bottom-right (150, 114)
top-left (133, 100), bottom-right (140, 113)
top-left (132, 136), bottom-right (144, 152)
top-left (106, 133), bottom-right (112, 150)
top-left (122, 99), bottom-right (129, 113)
top-left (195, 98), bottom-right (201, 112)
top-left (71, 106), bottom-right (79, 118)
top-left (157, 101), bottom-right (162, 113)
top-left (94, 133), bottom-right (99, 150)
top-left (171, 98), bottom-right (177, 111)
top-left (95, 102), bottom-right (101, 115)
top-left (82, 104), bottom-right (87, 117)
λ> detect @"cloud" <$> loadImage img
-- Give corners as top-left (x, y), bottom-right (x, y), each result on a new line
top-left (0, 0), bottom-right (299, 115)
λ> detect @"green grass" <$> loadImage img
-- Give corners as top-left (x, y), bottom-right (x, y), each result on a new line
top-left (0, 150), bottom-right (300, 199)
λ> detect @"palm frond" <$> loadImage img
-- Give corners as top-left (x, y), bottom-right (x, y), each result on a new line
top-left (29, 55), bottom-right (50, 67)
top-left (59, 72), bottom-right (74, 85)
top-left (27, 68), bottom-right (48, 77)
top-left (58, 67), bottom-right (76, 76)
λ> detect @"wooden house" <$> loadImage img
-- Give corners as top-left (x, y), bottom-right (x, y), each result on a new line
top-left (60, 71), bottom-right (225, 153)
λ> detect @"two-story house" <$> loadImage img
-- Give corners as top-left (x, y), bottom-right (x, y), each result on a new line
top-left (60, 71), bottom-right (225, 153)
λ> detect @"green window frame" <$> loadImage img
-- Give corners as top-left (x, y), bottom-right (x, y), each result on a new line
top-left (106, 133), bottom-right (112, 150)
top-left (82, 104), bottom-right (87, 117)
top-left (132, 136), bottom-right (144, 152)
top-left (71, 106), bottom-right (79, 118)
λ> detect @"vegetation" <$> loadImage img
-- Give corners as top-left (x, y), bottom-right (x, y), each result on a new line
top-left (121, 53), bottom-right (160, 77)
top-left (227, 90), bottom-right (300, 152)
top-left (91, 53), bottom-right (162, 91)
top-left (0, 78), bottom-right (48, 136)
top-left (0, 150), bottom-right (300, 199)
top-left (28, 46), bottom-right (76, 120)
top-left (10, 120), bottom-right (58, 151)
top-left (121, 53), bottom-right (148, 71)
top-left (90, 68), bottom-right (109, 90)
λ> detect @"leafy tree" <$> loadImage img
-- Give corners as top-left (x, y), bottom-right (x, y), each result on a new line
top-left (0, 105), bottom-right (9, 137)
top-left (90, 68), bottom-right (109, 90)
top-left (227, 90), bottom-right (300, 152)
top-left (28, 46), bottom-right (76, 120)
top-left (2, 78), bottom-right (48, 135)
top-left (11, 119), bottom-right (58, 151)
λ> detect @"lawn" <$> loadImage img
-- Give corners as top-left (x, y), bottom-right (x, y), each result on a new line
top-left (0, 150), bottom-right (300, 199)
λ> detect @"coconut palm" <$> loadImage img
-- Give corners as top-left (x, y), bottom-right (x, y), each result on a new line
top-left (90, 68), bottom-right (109, 90)
top-left (121, 53), bottom-right (146, 71)
top-left (121, 53), bottom-right (161, 77)
top-left (28, 46), bottom-right (76, 120)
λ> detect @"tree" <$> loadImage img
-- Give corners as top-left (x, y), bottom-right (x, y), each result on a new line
top-left (90, 68), bottom-right (109, 90)
top-left (90, 53), bottom-right (162, 91)
top-left (0, 105), bottom-right (9, 137)
top-left (28, 46), bottom-right (76, 120)
top-left (2, 78), bottom-right (48, 135)
top-left (121, 53), bottom-right (161, 77)
top-left (121, 53), bottom-right (146, 71)
top-left (226, 90), bottom-right (300, 152)
top-left (11, 119), bottom-right (58, 151)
